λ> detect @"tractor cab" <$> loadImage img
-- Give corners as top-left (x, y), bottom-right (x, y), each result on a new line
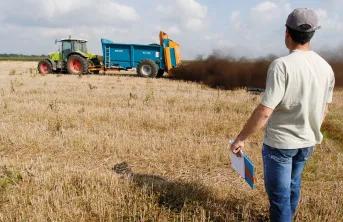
top-left (58, 38), bottom-right (88, 61)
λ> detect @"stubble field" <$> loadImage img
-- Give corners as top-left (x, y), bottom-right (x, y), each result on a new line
top-left (0, 61), bottom-right (342, 221)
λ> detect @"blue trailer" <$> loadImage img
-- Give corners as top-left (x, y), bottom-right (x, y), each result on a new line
top-left (100, 31), bottom-right (181, 78)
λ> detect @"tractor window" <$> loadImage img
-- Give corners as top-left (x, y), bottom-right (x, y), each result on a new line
top-left (81, 42), bottom-right (87, 53)
top-left (73, 41), bottom-right (87, 53)
top-left (62, 41), bottom-right (72, 60)
top-left (62, 41), bottom-right (71, 51)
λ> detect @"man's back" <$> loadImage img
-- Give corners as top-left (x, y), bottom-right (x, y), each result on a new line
top-left (261, 50), bottom-right (335, 149)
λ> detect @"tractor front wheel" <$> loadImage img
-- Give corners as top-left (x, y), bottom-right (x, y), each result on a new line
top-left (67, 55), bottom-right (89, 75)
top-left (37, 60), bottom-right (52, 74)
top-left (137, 59), bottom-right (158, 78)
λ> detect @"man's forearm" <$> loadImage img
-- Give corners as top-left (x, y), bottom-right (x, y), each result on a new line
top-left (323, 104), bottom-right (329, 119)
top-left (236, 104), bottom-right (273, 141)
top-left (322, 104), bottom-right (329, 124)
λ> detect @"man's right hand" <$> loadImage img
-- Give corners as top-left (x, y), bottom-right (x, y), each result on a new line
top-left (230, 139), bottom-right (244, 157)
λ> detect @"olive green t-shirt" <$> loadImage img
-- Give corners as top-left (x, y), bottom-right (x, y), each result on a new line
top-left (261, 50), bottom-right (335, 149)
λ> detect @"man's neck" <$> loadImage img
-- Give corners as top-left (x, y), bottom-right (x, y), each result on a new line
top-left (289, 42), bottom-right (311, 53)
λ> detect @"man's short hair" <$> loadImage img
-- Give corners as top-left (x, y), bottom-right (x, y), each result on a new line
top-left (286, 25), bottom-right (315, 45)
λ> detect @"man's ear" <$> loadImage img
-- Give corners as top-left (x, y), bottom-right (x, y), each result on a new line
top-left (285, 29), bottom-right (291, 38)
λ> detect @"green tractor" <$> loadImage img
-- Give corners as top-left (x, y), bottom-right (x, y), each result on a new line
top-left (37, 37), bottom-right (102, 75)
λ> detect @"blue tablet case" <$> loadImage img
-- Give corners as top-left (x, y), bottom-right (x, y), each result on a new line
top-left (242, 153), bottom-right (255, 189)
top-left (230, 140), bottom-right (255, 189)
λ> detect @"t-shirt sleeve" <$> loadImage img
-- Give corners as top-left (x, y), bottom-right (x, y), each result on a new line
top-left (261, 61), bottom-right (286, 109)
top-left (327, 70), bottom-right (335, 104)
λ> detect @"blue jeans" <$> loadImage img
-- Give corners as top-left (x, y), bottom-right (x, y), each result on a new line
top-left (262, 144), bottom-right (314, 222)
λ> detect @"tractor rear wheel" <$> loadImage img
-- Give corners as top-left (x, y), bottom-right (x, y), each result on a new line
top-left (37, 60), bottom-right (52, 74)
top-left (137, 59), bottom-right (158, 78)
top-left (66, 55), bottom-right (89, 75)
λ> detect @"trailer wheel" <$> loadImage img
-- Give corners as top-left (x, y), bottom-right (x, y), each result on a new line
top-left (156, 69), bottom-right (165, 78)
top-left (67, 55), bottom-right (89, 75)
top-left (37, 60), bottom-right (52, 74)
top-left (137, 59), bottom-right (158, 78)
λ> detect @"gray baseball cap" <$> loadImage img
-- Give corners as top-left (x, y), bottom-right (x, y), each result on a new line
top-left (286, 8), bottom-right (321, 32)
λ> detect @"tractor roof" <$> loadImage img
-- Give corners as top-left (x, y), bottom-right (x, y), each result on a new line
top-left (60, 38), bottom-right (88, 42)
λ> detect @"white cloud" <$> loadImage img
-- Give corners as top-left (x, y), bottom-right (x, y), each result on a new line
top-left (204, 36), bottom-right (215, 40)
top-left (204, 33), bottom-right (223, 41)
top-left (252, 1), bottom-right (277, 13)
top-left (44, 0), bottom-right (88, 15)
top-left (216, 39), bottom-right (235, 48)
top-left (231, 11), bottom-right (240, 22)
top-left (283, 3), bottom-right (292, 14)
top-left (230, 11), bottom-right (242, 29)
top-left (156, 5), bottom-right (174, 16)
top-left (39, 28), bottom-right (73, 38)
top-left (315, 8), bottom-right (328, 20)
top-left (0, 0), bottom-right (143, 56)
top-left (166, 26), bottom-right (181, 35)
top-left (251, 1), bottom-right (280, 22)
top-left (185, 18), bottom-right (206, 31)
top-left (3, 0), bottom-right (139, 28)
top-left (314, 8), bottom-right (343, 31)
top-left (322, 0), bottom-right (343, 6)
top-left (154, 25), bottom-right (181, 37)
top-left (176, 0), bottom-right (208, 19)
top-left (156, 0), bottom-right (208, 32)
top-left (103, 2), bottom-right (140, 21)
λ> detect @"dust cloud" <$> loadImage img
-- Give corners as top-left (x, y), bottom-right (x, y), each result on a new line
top-left (171, 51), bottom-right (342, 90)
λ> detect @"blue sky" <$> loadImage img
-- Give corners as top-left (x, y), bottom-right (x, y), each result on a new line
top-left (0, 0), bottom-right (342, 59)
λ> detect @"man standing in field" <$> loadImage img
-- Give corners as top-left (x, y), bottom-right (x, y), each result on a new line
top-left (230, 8), bottom-right (335, 222)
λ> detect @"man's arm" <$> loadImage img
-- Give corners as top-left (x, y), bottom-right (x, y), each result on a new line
top-left (324, 69), bottom-right (334, 123)
top-left (230, 61), bottom-right (284, 156)
top-left (230, 104), bottom-right (274, 156)
top-left (323, 104), bottom-right (329, 124)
